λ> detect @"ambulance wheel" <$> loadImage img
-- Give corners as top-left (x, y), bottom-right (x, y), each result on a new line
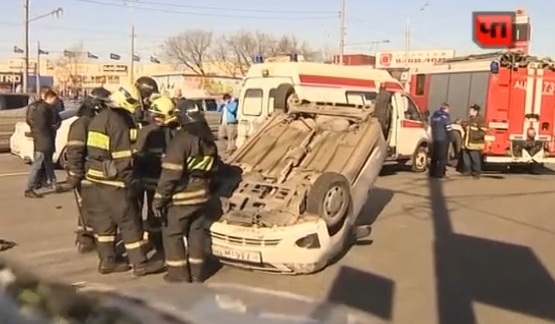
top-left (411, 146), bottom-right (428, 172)
top-left (306, 172), bottom-right (351, 229)
top-left (273, 83), bottom-right (295, 113)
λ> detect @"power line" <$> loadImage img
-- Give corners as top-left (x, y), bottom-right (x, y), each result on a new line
top-left (72, 0), bottom-right (337, 19)
top-left (101, 0), bottom-right (335, 14)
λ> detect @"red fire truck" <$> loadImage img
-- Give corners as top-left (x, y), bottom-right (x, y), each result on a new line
top-left (407, 52), bottom-right (555, 166)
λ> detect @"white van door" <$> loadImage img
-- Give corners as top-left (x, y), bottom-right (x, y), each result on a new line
top-left (237, 77), bottom-right (292, 147)
top-left (394, 93), bottom-right (426, 156)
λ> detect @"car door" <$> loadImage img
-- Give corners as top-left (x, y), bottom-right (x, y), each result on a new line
top-left (0, 94), bottom-right (29, 151)
top-left (200, 98), bottom-right (222, 133)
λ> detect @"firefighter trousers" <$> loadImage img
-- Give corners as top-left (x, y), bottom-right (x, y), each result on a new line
top-left (88, 183), bottom-right (147, 266)
top-left (162, 204), bottom-right (206, 278)
top-left (75, 182), bottom-right (94, 232)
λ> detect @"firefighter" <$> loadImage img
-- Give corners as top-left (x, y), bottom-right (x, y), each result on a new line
top-left (133, 76), bottom-right (160, 223)
top-left (153, 103), bottom-right (218, 283)
top-left (85, 82), bottom-right (165, 276)
top-left (134, 95), bottom-right (178, 252)
top-left (461, 104), bottom-right (487, 178)
top-left (66, 87), bottom-right (111, 254)
top-left (429, 102), bottom-right (453, 178)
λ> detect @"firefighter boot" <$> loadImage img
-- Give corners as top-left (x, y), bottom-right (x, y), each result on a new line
top-left (96, 243), bottom-right (131, 275)
top-left (189, 260), bottom-right (204, 283)
top-left (163, 265), bottom-right (191, 283)
top-left (145, 217), bottom-right (164, 253)
top-left (127, 247), bottom-right (166, 277)
top-left (75, 231), bottom-right (96, 254)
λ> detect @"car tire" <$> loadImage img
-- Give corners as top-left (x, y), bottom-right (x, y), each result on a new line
top-left (411, 146), bottom-right (428, 172)
top-left (273, 84), bottom-right (295, 113)
top-left (57, 147), bottom-right (68, 170)
top-left (306, 172), bottom-right (351, 229)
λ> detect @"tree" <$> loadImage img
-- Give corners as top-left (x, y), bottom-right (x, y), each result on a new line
top-left (162, 29), bottom-right (213, 75)
top-left (219, 31), bottom-right (318, 76)
top-left (54, 43), bottom-right (87, 91)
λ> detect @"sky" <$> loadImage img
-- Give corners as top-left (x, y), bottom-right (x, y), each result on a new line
top-left (0, 0), bottom-right (552, 62)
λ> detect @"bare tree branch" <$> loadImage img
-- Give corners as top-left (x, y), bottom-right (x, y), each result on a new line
top-left (162, 29), bottom-right (213, 75)
top-left (54, 43), bottom-right (87, 90)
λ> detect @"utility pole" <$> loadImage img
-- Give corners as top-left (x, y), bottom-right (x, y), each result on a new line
top-left (23, 0), bottom-right (29, 93)
top-left (338, 0), bottom-right (346, 65)
top-left (404, 17), bottom-right (410, 69)
top-left (130, 24), bottom-right (135, 82)
top-left (36, 41), bottom-right (40, 96)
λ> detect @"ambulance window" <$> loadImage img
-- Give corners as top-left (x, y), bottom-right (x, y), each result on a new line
top-left (403, 95), bottom-right (421, 120)
top-left (363, 92), bottom-right (377, 101)
top-left (415, 74), bottom-right (426, 96)
top-left (242, 88), bottom-right (263, 116)
top-left (346, 91), bottom-right (365, 105)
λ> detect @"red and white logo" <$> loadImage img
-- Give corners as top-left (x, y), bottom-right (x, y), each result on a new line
top-left (379, 53), bottom-right (392, 67)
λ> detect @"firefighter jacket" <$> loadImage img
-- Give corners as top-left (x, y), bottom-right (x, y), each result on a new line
top-left (85, 108), bottom-right (138, 187)
top-left (153, 130), bottom-right (217, 208)
top-left (66, 115), bottom-right (94, 180)
top-left (463, 115), bottom-right (487, 150)
top-left (134, 124), bottom-right (174, 190)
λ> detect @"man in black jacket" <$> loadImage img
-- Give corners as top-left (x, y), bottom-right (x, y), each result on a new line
top-left (24, 90), bottom-right (61, 198)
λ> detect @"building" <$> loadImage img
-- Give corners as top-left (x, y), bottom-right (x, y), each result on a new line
top-left (0, 56), bottom-right (240, 94)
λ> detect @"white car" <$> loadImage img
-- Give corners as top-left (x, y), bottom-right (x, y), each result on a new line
top-left (209, 100), bottom-right (386, 274)
top-left (10, 109), bottom-right (78, 169)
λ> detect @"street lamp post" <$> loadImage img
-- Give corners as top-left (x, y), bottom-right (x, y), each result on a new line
top-left (404, 3), bottom-right (429, 68)
top-left (124, 0), bottom-right (138, 83)
top-left (22, 1), bottom-right (62, 93)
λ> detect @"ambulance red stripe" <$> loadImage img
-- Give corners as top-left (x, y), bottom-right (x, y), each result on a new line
top-left (298, 74), bottom-right (404, 91)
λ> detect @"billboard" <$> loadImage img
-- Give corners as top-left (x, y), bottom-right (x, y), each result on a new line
top-left (375, 49), bottom-right (456, 69)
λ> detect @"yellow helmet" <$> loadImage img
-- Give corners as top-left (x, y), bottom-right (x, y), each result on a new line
top-left (148, 95), bottom-right (176, 124)
top-left (109, 82), bottom-right (141, 113)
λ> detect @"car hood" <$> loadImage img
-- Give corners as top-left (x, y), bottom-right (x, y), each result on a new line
top-left (77, 282), bottom-right (381, 324)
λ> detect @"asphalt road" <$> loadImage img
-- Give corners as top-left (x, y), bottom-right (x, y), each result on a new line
top-left (1, 153), bottom-right (555, 324)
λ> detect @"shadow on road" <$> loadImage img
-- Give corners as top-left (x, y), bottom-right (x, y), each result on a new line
top-left (428, 177), bottom-right (555, 323)
top-left (357, 187), bottom-right (394, 226)
top-left (324, 265), bottom-right (395, 321)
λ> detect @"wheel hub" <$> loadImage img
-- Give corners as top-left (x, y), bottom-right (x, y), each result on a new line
top-left (416, 153), bottom-right (427, 167)
top-left (324, 186), bottom-right (345, 216)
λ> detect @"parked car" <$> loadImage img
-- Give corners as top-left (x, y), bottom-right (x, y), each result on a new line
top-left (0, 93), bottom-right (31, 151)
top-left (10, 109), bottom-right (77, 168)
top-left (187, 96), bottom-right (221, 133)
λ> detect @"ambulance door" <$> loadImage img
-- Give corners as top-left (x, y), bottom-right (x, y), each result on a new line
top-left (237, 76), bottom-right (292, 147)
top-left (393, 93), bottom-right (426, 156)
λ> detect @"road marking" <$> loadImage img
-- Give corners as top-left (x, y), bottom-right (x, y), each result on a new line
top-left (0, 172), bottom-right (28, 177)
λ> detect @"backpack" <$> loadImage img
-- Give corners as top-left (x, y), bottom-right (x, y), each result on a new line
top-left (25, 101), bottom-right (40, 127)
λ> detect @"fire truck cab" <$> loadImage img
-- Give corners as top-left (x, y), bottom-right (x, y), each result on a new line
top-left (408, 52), bottom-right (555, 165)
top-left (237, 60), bottom-right (431, 171)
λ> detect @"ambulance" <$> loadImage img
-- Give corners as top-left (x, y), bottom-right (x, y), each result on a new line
top-left (236, 58), bottom-right (431, 172)
top-left (407, 51), bottom-right (555, 166)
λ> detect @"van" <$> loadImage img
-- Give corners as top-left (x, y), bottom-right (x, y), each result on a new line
top-left (237, 62), bottom-right (431, 171)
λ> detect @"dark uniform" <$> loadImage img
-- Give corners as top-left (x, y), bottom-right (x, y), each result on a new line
top-left (86, 105), bottom-right (164, 276)
top-left (134, 123), bottom-right (174, 249)
top-left (66, 88), bottom-right (111, 254)
top-left (430, 108), bottom-right (453, 178)
top-left (153, 108), bottom-right (218, 283)
top-left (461, 105), bottom-right (487, 178)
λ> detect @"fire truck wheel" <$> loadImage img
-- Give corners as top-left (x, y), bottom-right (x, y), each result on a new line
top-left (411, 146), bottom-right (428, 172)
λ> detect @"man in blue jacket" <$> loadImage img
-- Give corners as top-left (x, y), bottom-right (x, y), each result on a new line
top-left (429, 102), bottom-right (453, 178)
top-left (217, 93), bottom-right (238, 154)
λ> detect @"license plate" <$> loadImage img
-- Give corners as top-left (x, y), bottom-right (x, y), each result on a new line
top-left (212, 245), bottom-right (262, 263)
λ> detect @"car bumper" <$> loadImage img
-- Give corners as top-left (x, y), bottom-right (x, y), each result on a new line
top-left (207, 219), bottom-right (334, 274)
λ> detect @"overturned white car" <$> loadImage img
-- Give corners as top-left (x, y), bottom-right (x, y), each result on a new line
top-left (208, 101), bottom-right (387, 274)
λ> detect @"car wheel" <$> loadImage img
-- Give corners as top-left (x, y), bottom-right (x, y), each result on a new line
top-left (306, 172), bottom-right (351, 229)
top-left (273, 84), bottom-right (295, 113)
top-left (58, 147), bottom-right (68, 170)
top-left (411, 146), bottom-right (428, 172)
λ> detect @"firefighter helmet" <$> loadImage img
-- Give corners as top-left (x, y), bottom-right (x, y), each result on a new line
top-left (89, 87), bottom-right (111, 110)
top-left (134, 76), bottom-right (159, 99)
top-left (148, 95), bottom-right (176, 124)
top-left (109, 82), bottom-right (141, 113)
top-left (176, 99), bottom-right (205, 125)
